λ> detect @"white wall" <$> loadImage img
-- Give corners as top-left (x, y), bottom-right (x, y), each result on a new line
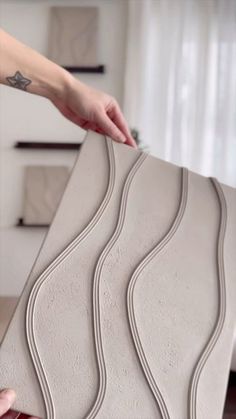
top-left (0, 0), bottom-right (128, 295)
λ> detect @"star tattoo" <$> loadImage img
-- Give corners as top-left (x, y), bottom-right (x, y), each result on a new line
top-left (6, 71), bottom-right (32, 91)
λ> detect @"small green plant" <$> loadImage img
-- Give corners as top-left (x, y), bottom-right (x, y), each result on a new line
top-left (130, 128), bottom-right (149, 151)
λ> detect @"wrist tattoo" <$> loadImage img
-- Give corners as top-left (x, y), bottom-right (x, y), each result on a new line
top-left (6, 71), bottom-right (32, 91)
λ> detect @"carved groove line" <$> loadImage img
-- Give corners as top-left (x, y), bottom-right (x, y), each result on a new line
top-left (127, 167), bottom-right (188, 419)
top-left (189, 178), bottom-right (227, 419)
top-left (25, 138), bottom-right (116, 419)
top-left (85, 152), bottom-right (147, 419)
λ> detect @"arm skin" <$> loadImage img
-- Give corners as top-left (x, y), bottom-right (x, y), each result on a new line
top-left (0, 28), bottom-right (136, 147)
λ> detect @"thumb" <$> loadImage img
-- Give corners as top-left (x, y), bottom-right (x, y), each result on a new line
top-left (0, 389), bottom-right (16, 416)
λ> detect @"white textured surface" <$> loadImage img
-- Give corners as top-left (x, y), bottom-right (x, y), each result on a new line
top-left (0, 132), bottom-right (236, 419)
top-left (0, 227), bottom-right (47, 296)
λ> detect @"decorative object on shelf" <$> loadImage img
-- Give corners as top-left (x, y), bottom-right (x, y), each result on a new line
top-left (14, 141), bottom-right (82, 150)
top-left (48, 6), bottom-right (105, 73)
top-left (0, 132), bottom-right (235, 419)
top-left (21, 166), bottom-right (69, 227)
top-left (131, 128), bottom-right (148, 151)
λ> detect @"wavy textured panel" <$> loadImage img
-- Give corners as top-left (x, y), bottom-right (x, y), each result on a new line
top-left (0, 132), bottom-right (235, 419)
top-left (86, 152), bottom-right (146, 419)
top-left (188, 178), bottom-right (227, 419)
top-left (25, 138), bottom-right (115, 419)
top-left (127, 167), bottom-right (188, 419)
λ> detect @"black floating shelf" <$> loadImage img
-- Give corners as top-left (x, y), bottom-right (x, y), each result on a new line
top-left (63, 65), bottom-right (105, 74)
top-left (14, 141), bottom-right (81, 150)
top-left (17, 218), bottom-right (49, 228)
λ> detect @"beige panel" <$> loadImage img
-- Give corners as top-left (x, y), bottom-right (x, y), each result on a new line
top-left (23, 166), bottom-right (69, 225)
top-left (48, 7), bottom-right (99, 67)
top-left (0, 131), bottom-right (235, 419)
top-left (0, 297), bottom-right (18, 343)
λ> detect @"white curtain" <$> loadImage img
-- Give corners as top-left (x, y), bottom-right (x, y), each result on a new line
top-left (123, 0), bottom-right (236, 187)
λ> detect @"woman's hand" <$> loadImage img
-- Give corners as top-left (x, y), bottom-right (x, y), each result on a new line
top-left (51, 77), bottom-right (137, 148)
top-left (0, 389), bottom-right (39, 419)
top-left (0, 29), bottom-right (136, 148)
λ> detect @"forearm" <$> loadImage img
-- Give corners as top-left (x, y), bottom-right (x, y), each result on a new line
top-left (0, 29), bottom-right (136, 146)
top-left (0, 28), bottom-right (73, 101)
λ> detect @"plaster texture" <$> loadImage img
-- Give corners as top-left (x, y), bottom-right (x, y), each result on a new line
top-left (0, 132), bottom-right (236, 419)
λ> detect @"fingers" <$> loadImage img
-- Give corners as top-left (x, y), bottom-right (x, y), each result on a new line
top-left (0, 389), bottom-right (16, 416)
top-left (95, 109), bottom-right (128, 144)
top-left (107, 103), bottom-right (137, 148)
top-left (1, 411), bottom-right (19, 419)
top-left (82, 113), bottom-right (137, 149)
top-left (6, 411), bottom-right (21, 419)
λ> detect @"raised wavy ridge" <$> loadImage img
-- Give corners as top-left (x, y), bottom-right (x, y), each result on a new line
top-left (85, 152), bottom-right (147, 419)
top-left (25, 138), bottom-right (115, 419)
top-left (127, 167), bottom-right (188, 419)
top-left (188, 178), bottom-right (227, 419)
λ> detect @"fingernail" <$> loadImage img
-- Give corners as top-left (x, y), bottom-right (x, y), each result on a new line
top-left (0, 388), bottom-right (16, 402)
